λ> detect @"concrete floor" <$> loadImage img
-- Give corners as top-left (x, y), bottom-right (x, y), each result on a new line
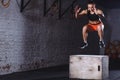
top-left (0, 65), bottom-right (120, 80)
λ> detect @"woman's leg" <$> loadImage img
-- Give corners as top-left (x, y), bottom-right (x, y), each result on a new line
top-left (97, 24), bottom-right (105, 48)
top-left (82, 25), bottom-right (88, 43)
top-left (81, 25), bottom-right (88, 49)
top-left (97, 24), bottom-right (104, 41)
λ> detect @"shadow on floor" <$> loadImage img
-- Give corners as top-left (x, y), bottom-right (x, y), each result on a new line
top-left (0, 63), bottom-right (120, 80)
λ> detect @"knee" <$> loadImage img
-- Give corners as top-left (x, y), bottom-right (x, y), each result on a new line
top-left (97, 25), bottom-right (104, 31)
top-left (82, 25), bottom-right (88, 31)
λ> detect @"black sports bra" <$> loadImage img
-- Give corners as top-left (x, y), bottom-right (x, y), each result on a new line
top-left (87, 10), bottom-right (99, 21)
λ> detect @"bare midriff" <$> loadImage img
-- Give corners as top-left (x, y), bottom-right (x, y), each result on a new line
top-left (89, 20), bottom-right (101, 25)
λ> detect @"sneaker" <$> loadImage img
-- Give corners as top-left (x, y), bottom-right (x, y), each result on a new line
top-left (80, 42), bottom-right (88, 49)
top-left (99, 41), bottom-right (105, 48)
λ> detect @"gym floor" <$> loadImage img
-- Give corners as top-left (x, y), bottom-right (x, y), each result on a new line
top-left (0, 65), bottom-right (120, 80)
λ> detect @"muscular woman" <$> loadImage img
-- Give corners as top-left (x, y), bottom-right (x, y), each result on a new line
top-left (75, 1), bottom-right (105, 49)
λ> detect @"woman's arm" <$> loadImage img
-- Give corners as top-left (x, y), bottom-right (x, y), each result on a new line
top-left (75, 10), bottom-right (87, 18)
top-left (74, 5), bottom-right (87, 18)
top-left (97, 9), bottom-right (105, 17)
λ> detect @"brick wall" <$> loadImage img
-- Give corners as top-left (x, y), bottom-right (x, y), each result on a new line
top-left (0, 0), bottom-right (118, 75)
top-left (0, 0), bottom-right (83, 75)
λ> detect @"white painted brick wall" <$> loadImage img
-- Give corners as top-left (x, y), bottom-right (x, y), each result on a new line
top-left (0, 0), bottom-right (79, 75)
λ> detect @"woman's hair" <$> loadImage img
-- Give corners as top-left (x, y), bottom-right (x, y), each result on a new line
top-left (88, 0), bottom-right (95, 4)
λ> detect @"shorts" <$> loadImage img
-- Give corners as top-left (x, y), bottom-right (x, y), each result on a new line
top-left (87, 22), bottom-right (103, 31)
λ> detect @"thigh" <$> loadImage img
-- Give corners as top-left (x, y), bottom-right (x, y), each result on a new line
top-left (82, 25), bottom-right (88, 32)
top-left (87, 23), bottom-right (104, 32)
top-left (97, 23), bottom-right (104, 31)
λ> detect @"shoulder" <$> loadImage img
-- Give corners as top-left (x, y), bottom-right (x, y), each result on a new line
top-left (81, 9), bottom-right (87, 14)
top-left (96, 9), bottom-right (105, 17)
top-left (96, 9), bottom-right (103, 14)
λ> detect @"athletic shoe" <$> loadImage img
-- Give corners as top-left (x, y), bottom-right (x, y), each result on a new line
top-left (80, 42), bottom-right (88, 49)
top-left (99, 41), bottom-right (105, 48)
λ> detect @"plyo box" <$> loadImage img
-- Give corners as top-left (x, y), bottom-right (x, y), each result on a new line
top-left (69, 55), bottom-right (109, 80)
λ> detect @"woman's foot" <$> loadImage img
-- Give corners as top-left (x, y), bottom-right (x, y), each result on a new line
top-left (99, 41), bottom-right (105, 48)
top-left (80, 42), bottom-right (88, 49)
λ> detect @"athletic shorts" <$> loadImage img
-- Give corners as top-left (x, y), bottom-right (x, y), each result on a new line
top-left (87, 22), bottom-right (103, 31)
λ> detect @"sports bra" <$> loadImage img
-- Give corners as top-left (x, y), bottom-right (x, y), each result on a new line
top-left (87, 10), bottom-right (99, 21)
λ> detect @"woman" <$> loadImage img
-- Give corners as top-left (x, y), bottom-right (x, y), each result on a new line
top-left (75, 1), bottom-right (105, 49)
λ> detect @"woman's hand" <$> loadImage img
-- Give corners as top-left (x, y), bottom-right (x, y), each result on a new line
top-left (74, 5), bottom-right (81, 13)
top-left (74, 5), bottom-right (81, 18)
